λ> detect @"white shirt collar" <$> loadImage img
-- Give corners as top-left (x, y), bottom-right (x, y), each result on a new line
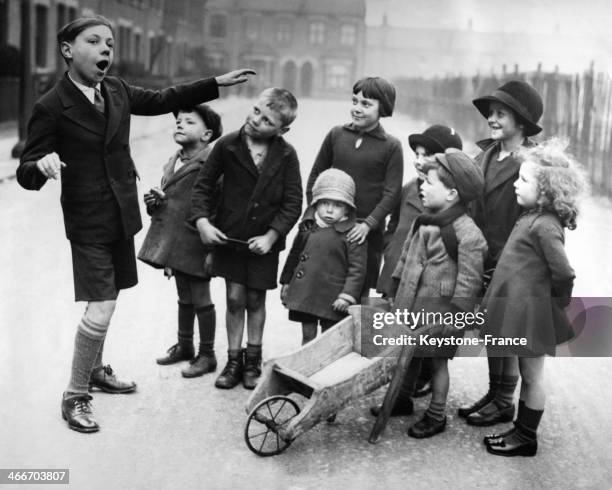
top-left (67, 73), bottom-right (101, 104)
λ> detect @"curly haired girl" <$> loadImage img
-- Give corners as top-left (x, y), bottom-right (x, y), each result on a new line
top-left (479, 138), bottom-right (587, 456)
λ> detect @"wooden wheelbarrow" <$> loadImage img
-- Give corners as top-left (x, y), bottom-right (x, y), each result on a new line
top-left (244, 304), bottom-right (421, 456)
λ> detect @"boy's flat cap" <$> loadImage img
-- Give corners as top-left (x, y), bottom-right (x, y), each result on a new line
top-left (434, 148), bottom-right (484, 203)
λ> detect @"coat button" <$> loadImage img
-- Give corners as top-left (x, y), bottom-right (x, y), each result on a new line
top-left (300, 253), bottom-right (309, 261)
top-left (251, 216), bottom-right (256, 220)
top-left (253, 202), bottom-right (259, 208)
top-left (296, 270), bottom-right (304, 279)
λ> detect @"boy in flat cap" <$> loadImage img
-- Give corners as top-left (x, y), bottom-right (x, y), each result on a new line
top-left (389, 148), bottom-right (488, 438)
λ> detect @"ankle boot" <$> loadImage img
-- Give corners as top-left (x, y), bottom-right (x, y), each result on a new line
top-left (181, 351), bottom-right (217, 378)
top-left (214, 349), bottom-right (243, 389)
top-left (243, 344), bottom-right (262, 390)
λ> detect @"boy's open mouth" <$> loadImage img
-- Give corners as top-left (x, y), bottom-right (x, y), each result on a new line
top-left (96, 60), bottom-right (109, 70)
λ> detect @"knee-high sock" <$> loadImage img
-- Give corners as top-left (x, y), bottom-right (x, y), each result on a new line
top-left (178, 301), bottom-right (195, 346)
top-left (66, 316), bottom-right (109, 395)
top-left (195, 304), bottom-right (216, 356)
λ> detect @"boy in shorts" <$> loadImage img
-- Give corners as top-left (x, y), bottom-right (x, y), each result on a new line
top-left (190, 88), bottom-right (302, 390)
top-left (16, 15), bottom-right (254, 433)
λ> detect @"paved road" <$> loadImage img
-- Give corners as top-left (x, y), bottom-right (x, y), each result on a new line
top-left (1, 98), bottom-right (612, 489)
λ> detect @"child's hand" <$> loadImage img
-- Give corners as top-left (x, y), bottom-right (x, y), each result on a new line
top-left (150, 186), bottom-right (166, 200)
top-left (280, 284), bottom-right (289, 305)
top-left (332, 298), bottom-right (351, 313)
top-left (215, 68), bottom-right (256, 86)
top-left (248, 230), bottom-right (279, 255)
top-left (36, 152), bottom-right (65, 180)
top-left (196, 218), bottom-right (227, 245)
top-left (347, 222), bottom-right (370, 244)
top-left (143, 191), bottom-right (158, 208)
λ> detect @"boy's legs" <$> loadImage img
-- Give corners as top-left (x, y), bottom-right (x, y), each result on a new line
top-left (215, 280), bottom-right (246, 389)
top-left (157, 273), bottom-right (196, 364)
top-left (63, 240), bottom-right (137, 433)
top-left (301, 322), bottom-right (318, 345)
top-left (243, 288), bottom-right (267, 389)
top-left (408, 357), bottom-right (448, 438)
top-left (182, 277), bottom-right (217, 378)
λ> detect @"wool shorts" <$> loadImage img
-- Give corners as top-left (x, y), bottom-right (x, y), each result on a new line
top-left (288, 310), bottom-right (338, 331)
top-left (211, 245), bottom-right (279, 290)
top-left (70, 238), bottom-right (138, 302)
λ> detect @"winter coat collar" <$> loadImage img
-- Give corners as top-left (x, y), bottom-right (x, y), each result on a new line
top-left (302, 205), bottom-right (356, 233)
top-left (162, 146), bottom-right (211, 189)
top-left (479, 138), bottom-right (535, 196)
top-left (342, 122), bottom-right (388, 141)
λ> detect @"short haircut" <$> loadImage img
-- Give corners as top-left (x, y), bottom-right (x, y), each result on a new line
top-left (421, 159), bottom-right (456, 191)
top-left (176, 104), bottom-right (223, 142)
top-left (57, 15), bottom-right (113, 63)
top-left (259, 87), bottom-right (298, 126)
top-left (353, 77), bottom-right (396, 117)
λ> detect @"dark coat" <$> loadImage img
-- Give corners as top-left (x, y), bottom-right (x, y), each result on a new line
top-left (189, 127), bottom-right (302, 252)
top-left (376, 178), bottom-right (423, 296)
top-left (482, 211), bottom-right (575, 356)
top-left (17, 73), bottom-right (219, 243)
top-left (470, 139), bottom-right (534, 270)
top-left (138, 147), bottom-right (216, 278)
top-left (280, 207), bottom-right (367, 322)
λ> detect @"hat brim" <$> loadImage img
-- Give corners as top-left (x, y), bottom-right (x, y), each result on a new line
top-left (473, 93), bottom-right (542, 137)
top-left (408, 133), bottom-right (445, 154)
top-left (312, 192), bottom-right (355, 209)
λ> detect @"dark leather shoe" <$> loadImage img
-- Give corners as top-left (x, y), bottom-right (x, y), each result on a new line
top-left (407, 414), bottom-right (447, 438)
top-left (466, 400), bottom-right (515, 427)
top-left (215, 352), bottom-right (243, 389)
top-left (89, 365), bottom-right (137, 394)
top-left (243, 351), bottom-right (262, 390)
top-left (486, 433), bottom-right (537, 457)
top-left (156, 343), bottom-right (194, 365)
top-left (181, 353), bottom-right (217, 378)
top-left (457, 392), bottom-right (494, 418)
top-left (413, 380), bottom-right (432, 398)
top-left (369, 398), bottom-right (414, 417)
top-left (61, 393), bottom-right (99, 433)
top-left (483, 425), bottom-right (516, 445)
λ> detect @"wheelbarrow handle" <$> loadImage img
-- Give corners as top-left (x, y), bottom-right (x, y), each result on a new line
top-left (368, 343), bottom-right (416, 444)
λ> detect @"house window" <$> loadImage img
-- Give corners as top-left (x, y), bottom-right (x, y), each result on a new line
top-left (35, 4), bottom-right (48, 68)
top-left (209, 14), bottom-right (227, 38)
top-left (68, 6), bottom-right (77, 21)
top-left (245, 16), bottom-right (260, 42)
top-left (134, 32), bottom-right (141, 62)
top-left (309, 22), bottom-right (325, 45)
top-left (327, 64), bottom-right (350, 89)
top-left (277, 19), bottom-right (292, 44)
top-left (340, 24), bottom-right (356, 46)
top-left (57, 4), bottom-right (66, 31)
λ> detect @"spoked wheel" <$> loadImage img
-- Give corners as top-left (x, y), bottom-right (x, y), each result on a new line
top-left (244, 395), bottom-right (300, 456)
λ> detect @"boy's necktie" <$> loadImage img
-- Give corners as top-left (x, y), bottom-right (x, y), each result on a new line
top-left (94, 88), bottom-right (106, 115)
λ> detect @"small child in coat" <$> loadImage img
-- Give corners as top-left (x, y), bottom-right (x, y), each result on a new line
top-left (391, 149), bottom-right (488, 438)
top-left (138, 103), bottom-right (222, 378)
top-left (306, 77), bottom-right (403, 297)
top-left (280, 169), bottom-right (367, 344)
top-left (190, 88), bottom-right (303, 390)
top-left (373, 125), bottom-right (463, 410)
top-left (482, 138), bottom-right (585, 457)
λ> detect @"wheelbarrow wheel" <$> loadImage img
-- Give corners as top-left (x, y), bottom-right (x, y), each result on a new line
top-left (245, 395), bottom-right (300, 456)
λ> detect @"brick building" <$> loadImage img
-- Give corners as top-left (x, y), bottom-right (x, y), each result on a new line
top-left (202, 0), bottom-right (366, 98)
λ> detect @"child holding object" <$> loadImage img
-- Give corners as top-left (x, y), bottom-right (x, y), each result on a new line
top-left (390, 149), bottom-right (487, 438)
top-left (280, 169), bottom-right (367, 345)
top-left (189, 88), bottom-right (302, 390)
top-left (138, 103), bottom-right (222, 378)
top-left (482, 139), bottom-right (584, 456)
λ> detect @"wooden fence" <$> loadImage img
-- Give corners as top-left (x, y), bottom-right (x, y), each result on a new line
top-left (394, 65), bottom-right (612, 197)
